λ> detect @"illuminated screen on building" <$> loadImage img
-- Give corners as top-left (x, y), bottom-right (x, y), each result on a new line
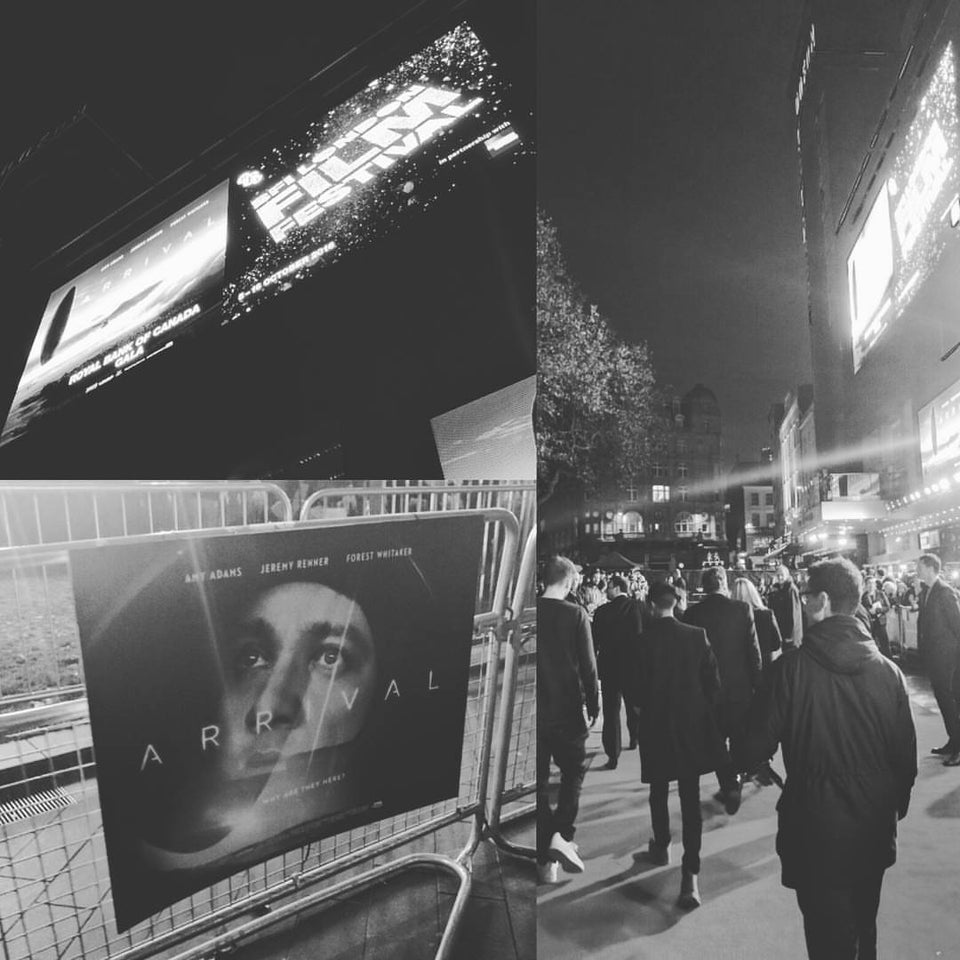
top-left (849, 42), bottom-right (960, 372)
top-left (224, 21), bottom-right (525, 319)
top-left (0, 181), bottom-right (229, 447)
top-left (918, 376), bottom-right (960, 480)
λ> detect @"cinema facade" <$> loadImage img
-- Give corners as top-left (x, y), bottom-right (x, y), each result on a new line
top-left (782, 0), bottom-right (960, 572)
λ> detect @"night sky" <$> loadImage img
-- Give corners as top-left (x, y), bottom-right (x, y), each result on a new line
top-left (539, 0), bottom-right (813, 468)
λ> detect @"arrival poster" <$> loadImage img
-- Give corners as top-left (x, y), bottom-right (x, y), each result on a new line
top-left (70, 515), bottom-right (484, 931)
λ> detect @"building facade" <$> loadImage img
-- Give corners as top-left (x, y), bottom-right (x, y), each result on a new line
top-left (580, 384), bottom-right (728, 569)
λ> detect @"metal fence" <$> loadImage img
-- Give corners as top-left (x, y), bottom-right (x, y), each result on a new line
top-left (0, 481), bottom-right (536, 960)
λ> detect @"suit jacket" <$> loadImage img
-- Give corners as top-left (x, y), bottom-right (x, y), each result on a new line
top-left (591, 594), bottom-right (643, 682)
top-left (917, 578), bottom-right (960, 663)
top-left (768, 580), bottom-right (803, 647)
top-left (683, 593), bottom-right (762, 704)
top-left (625, 616), bottom-right (727, 783)
top-left (753, 607), bottom-right (782, 670)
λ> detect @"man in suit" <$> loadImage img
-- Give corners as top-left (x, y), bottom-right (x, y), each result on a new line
top-left (627, 580), bottom-right (726, 909)
top-left (592, 574), bottom-right (644, 769)
top-left (916, 553), bottom-right (960, 765)
top-left (683, 566), bottom-right (762, 813)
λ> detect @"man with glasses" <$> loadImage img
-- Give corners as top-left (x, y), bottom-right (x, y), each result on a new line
top-left (749, 557), bottom-right (917, 960)
top-left (916, 552), bottom-right (960, 765)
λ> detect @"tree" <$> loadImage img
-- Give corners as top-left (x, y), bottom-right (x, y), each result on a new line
top-left (537, 209), bottom-right (663, 506)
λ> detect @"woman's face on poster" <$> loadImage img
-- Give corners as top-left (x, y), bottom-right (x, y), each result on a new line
top-left (219, 582), bottom-right (377, 779)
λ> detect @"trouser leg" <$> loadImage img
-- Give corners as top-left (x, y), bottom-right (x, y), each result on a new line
top-left (796, 882), bottom-right (858, 959)
top-left (717, 702), bottom-right (748, 793)
top-left (536, 729), bottom-right (555, 863)
top-left (677, 775), bottom-right (702, 874)
top-left (551, 729), bottom-right (588, 842)
top-left (647, 779), bottom-right (670, 848)
top-left (600, 681), bottom-right (623, 761)
top-left (929, 654), bottom-right (960, 746)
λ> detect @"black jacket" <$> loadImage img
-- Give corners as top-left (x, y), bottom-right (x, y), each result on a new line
top-left (683, 594), bottom-right (762, 704)
top-left (626, 615), bottom-right (727, 783)
top-left (753, 607), bottom-right (782, 671)
top-left (747, 614), bottom-right (917, 888)
top-left (917, 578), bottom-right (960, 664)
top-left (592, 594), bottom-right (644, 682)
top-left (768, 580), bottom-right (803, 647)
top-left (537, 597), bottom-right (600, 733)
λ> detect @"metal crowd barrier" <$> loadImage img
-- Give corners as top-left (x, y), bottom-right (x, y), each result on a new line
top-left (0, 481), bottom-right (535, 960)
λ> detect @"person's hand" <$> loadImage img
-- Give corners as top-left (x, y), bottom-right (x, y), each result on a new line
top-left (587, 710), bottom-right (598, 728)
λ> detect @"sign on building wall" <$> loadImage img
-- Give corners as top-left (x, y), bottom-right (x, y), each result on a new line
top-left (70, 516), bottom-right (484, 931)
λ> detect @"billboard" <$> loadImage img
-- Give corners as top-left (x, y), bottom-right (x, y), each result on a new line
top-left (430, 375), bottom-right (536, 479)
top-left (918, 376), bottom-right (960, 480)
top-left (1, 181), bottom-right (229, 446)
top-left (224, 21), bottom-right (525, 319)
top-left (849, 42), bottom-right (960, 372)
top-left (70, 516), bottom-right (484, 931)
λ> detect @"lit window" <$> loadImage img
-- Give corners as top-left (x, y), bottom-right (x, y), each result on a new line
top-left (622, 511), bottom-right (642, 535)
top-left (675, 511), bottom-right (694, 536)
top-left (653, 485), bottom-right (670, 502)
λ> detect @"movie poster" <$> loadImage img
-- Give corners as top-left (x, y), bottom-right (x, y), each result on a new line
top-left (224, 21), bottom-right (526, 319)
top-left (69, 516), bottom-right (484, 931)
top-left (1, 180), bottom-right (229, 447)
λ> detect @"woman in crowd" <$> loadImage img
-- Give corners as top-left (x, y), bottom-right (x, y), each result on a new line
top-left (732, 577), bottom-right (783, 678)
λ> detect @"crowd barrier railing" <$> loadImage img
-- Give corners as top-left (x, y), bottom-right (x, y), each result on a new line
top-left (0, 481), bottom-right (535, 960)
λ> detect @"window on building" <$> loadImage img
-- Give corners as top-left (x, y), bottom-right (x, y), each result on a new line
top-left (653, 463), bottom-right (666, 479)
top-left (674, 414), bottom-right (685, 428)
top-left (765, 492), bottom-right (773, 506)
top-left (750, 492), bottom-right (760, 506)
top-left (677, 463), bottom-right (688, 478)
top-left (674, 511), bottom-right (694, 536)
top-left (677, 486), bottom-right (688, 502)
top-left (625, 482), bottom-right (639, 501)
top-left (622, 511), bottom-right (642, 535)
top-left (751, 512), bottom-right (761, 529)
top-left (653, 485), bottom-right (670, 502)
top-left (676, 437), bottom-right (687, 454)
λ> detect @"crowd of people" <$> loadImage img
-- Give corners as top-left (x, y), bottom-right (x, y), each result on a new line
top-left (537, 552), bottom-right (960, 959)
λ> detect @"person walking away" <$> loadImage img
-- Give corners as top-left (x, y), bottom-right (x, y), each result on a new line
top-left (626, 581), bottom-right (726, 909)
top-left (592, 575), bottom-right (644, 768)
top-left (862, 576), bottom-right (892, 658)
top-left (732, 577), bottom-right (782, 677)
top-left (916, 553), bottom-right (960, 765)
top-left (747, 557), bottom-right (916, 960)
top-left (683, 567), bottom-right (762, 814)
top-left (537, 556), bottom-right (600, 882)
top-left (768, 564), bottom-right (804, 650)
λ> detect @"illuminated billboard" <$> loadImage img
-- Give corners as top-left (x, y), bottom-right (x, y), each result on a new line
top-left (1, 181), bottom-right (229, 446)
top-left (918, 377), bottom-right (960, 480)
top-left (849, 42), bottom-right (960, 372)
top-left (71, 517), bottom-right (484, 931)
top-left (225, 22), bottom-right (525, 319)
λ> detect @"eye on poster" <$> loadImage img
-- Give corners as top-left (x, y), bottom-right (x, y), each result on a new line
top-left (69, 515), bottom-right (485, 931)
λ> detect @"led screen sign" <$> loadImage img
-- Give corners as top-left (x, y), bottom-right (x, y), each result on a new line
top-left (225, 21), bottom-right (524, 319)
top-left (918, 376), bottom-right (960, 480)
top-left (849, 43), bottom-right (960, 372)
top-left (71, 516), bottom-right (484, 931)
top-left (1, 181), bottom-right (229, 447)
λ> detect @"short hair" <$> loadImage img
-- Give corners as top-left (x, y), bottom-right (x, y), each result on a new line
top-left (805, 557), bottom-right (862, 616)
top-left (543, 556), bottom-right (578, 588)
top-left (608, 575), bottom-right (628, 593)
top-left (918, 553), bottom-right (941, 574)
top-left (701, 567), bottom-right (725, 593)
top-left (648, 581), bottom-right (678, 609)
top-left (732, 577), bottom-right (763, 610)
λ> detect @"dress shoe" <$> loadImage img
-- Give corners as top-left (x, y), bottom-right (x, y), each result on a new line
top-left (722, 778), bottom-right (743, 815)
top-left (644, 840), bottom-right (671, 866)
top-left (602, 757), bottom-right (618, 770)
top-left (943, 752), bottom-right (960, 766)
top-left (932, 743), bottom-right (955, 756)
top-left (549, 832), bottom-right (585, 873)
top-left (678, 869), bottom-right (701, 909)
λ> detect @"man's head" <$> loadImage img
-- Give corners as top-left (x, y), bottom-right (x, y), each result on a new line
top-left (606, 575), bottom-right (628, 600)
top-left (542, 556), bottom-right (580, 597)
top-left (864, 575), bottom-right (877, 594)
top-left (917, 553), bottom-right (941, 587)
top-left (648, 581), bottom-right (678, 616)
top-left (701, 567), bottom-right (728, 596)
top-left (802, 557), bottom-right (862, 622)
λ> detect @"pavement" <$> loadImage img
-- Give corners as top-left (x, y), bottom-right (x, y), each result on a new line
top-left (537, 666), bottom-right (960, 960)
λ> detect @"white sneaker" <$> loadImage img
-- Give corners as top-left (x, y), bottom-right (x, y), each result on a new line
top-left (549, 832), bottom-right (585, 873)
top-left (537, 861), bottom-right (561, 884)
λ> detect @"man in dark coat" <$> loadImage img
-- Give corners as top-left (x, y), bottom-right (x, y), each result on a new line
top-left (537, 556), bottom-right (600, 883)
top-left (683, 566), bottom-right (762, 813)
top-left (916, 552), bottom-right (960, 764)
top-left (627, 580), bottom-right (725, 909)
top-left (747, 557), bottom-right (917, 960)
top-left (768, 564), bottom-right (804, 649)
top-left (592, 575), bottom-right (644, 769)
